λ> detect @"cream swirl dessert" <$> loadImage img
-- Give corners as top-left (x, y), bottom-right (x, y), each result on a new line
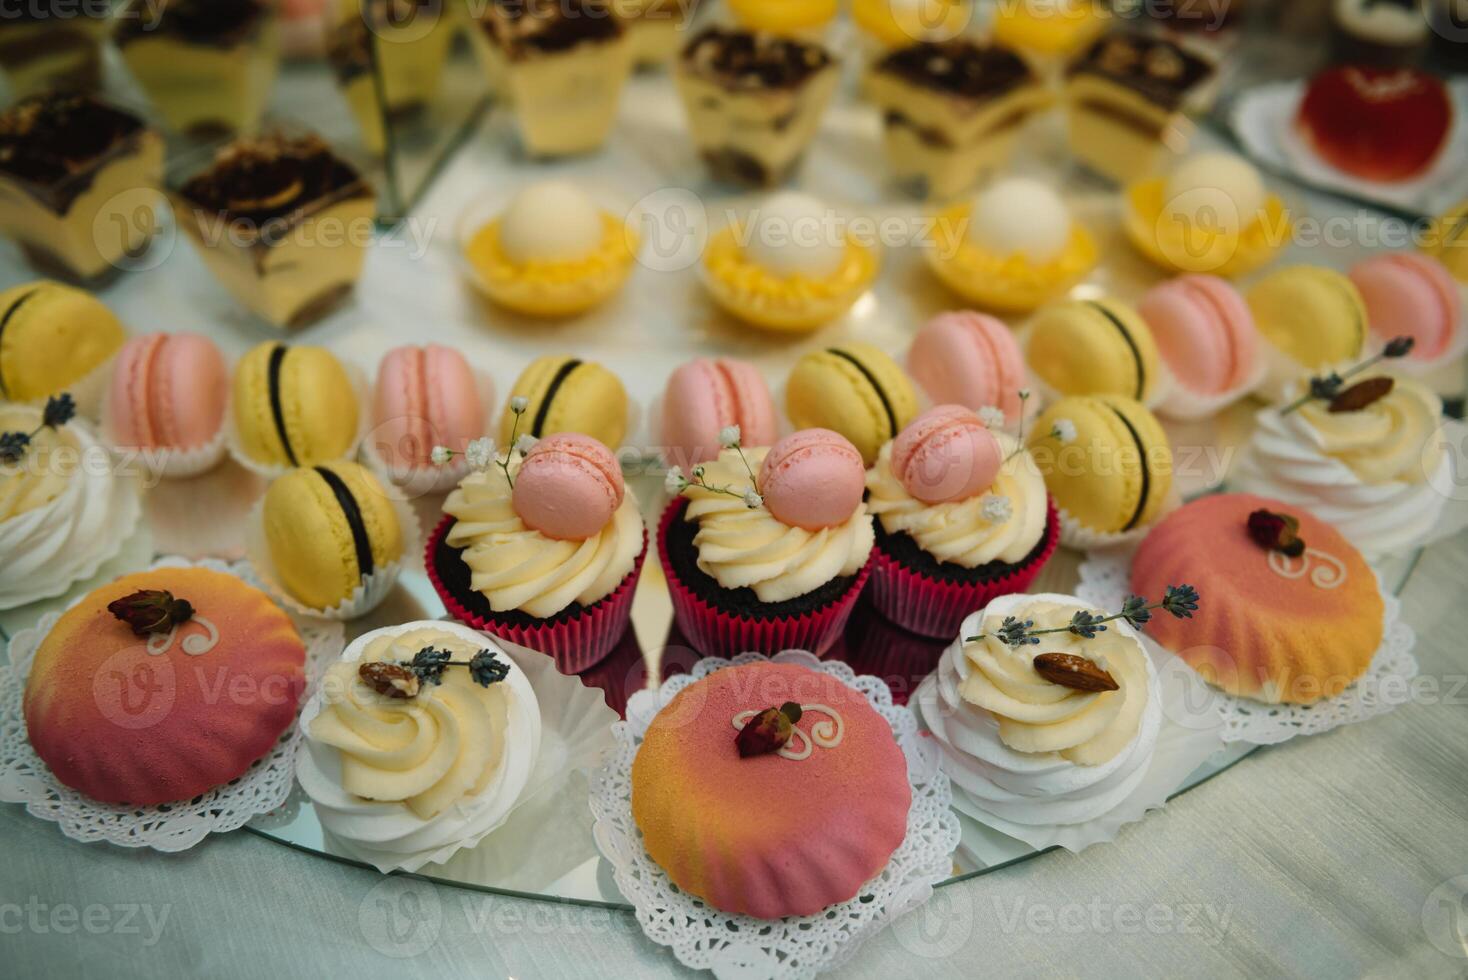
top-left (867, 433), bottom-right (1047, 568)
top-left (0, 406), bottom-right (141, 609)
top-left (443, 463), bottom-right (643, 618)
top-left (1233, 374), bottom-right (1447, 556)
top-left (919, 594), bottom-right (1161, 827)
top-left (683, 446), bottom-right (875, 603)
top-left (295, 622), bottom-right (541, 872)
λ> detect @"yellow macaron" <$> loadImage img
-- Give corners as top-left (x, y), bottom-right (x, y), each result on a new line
top-left (1026, 297), bottom-right (1161, 403)
top-left (262, 461), bottom-right (404, 610)
top-left (1028, 395), bottom-right (1173, 534)
top-left (500, 355), bottom-right (628, 449)
top-left (232, 342), bottom-right (359, 468)
top-left (786, 343), bottom-right (918, 465)
top-left (1423, 199), bottom-right (1468, 283)
top-left (1245, 266), bottom-right (1367, 371)
top-left (0, 280), bottom-right (125, 403)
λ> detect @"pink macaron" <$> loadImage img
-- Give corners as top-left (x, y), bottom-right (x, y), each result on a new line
top-left (514, 433), bottom-right (625, 541)
top-left (107, 332), bottom-right (229, 450)
top-left (1350, 253), bottom-right (1462, 361)
top-left (907, 312), bottom-right (1028, 422)
top-left (661, 357), bottom-right (779, 468)
top-left (890, 405), bottom-right (1003, 504)
top-left (1138, 275), bottom-right (1259, 395)
top-left (758, 429), bottom-right (866, 531)
top-left (373, 345), bottom-right (487, 468)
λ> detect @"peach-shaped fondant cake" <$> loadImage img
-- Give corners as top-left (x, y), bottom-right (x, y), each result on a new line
top-left (23, 568), bottom-right (307, 806)
top-left (1130, 493), bottom-right (1383, 704)
top-left (631, 662), bottom-right (910, 920)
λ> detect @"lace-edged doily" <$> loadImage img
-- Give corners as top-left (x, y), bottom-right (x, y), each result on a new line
top-left (0, 557), bottom-right (344, 851)
top-left (1077, 551), bottom-right (1418, 745)
top-left (588, 650), bottom-right (961, 980)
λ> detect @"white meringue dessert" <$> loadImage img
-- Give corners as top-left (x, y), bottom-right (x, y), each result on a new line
top-left (296, 621), bottom-right (542, 873)
top-left (919, 592), bottom-right (1161, 829)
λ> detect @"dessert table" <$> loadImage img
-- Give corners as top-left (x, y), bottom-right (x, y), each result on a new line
top-left (3, 535), bottom-right (1464, 977)
top-left (4, 8), bottom-right (1468, 978)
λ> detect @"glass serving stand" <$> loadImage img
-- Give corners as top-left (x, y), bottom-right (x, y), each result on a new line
top-left (0, 4), bottom-right (1452, 911)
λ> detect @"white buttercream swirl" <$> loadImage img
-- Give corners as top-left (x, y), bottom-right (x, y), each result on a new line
top-left (443, 464), bottom-right (643, 617)
top-left (1233, 375), bottom-right (1447, 556)
top-left (296, 623), bottom-right (541, 870)
top-left (0, 410), bottom-right (140, 608)
top-left (923, 595), bottom-right (1161, 827)
top-left (866, 435), bottom-right (1047, 568)
top-left (683, 447), bottom-right (874, 603)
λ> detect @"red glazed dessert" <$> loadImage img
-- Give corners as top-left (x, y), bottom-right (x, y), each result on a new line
top-left (23, 567), bottom-right (306, 806)
top-left (1295, 66), bottom-right (1452, 183)
top-left (1130, 493), bottom-right (1383, 704)
top-left (631, 661), bottom-right (911, 919)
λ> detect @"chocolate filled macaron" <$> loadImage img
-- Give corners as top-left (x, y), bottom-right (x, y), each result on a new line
top-left (1026, 297), bottom-right (1161, 404)
top-left (231, 341), bottom-right (360, 473)
top-left (257, 460), bottom-right (408, 615)
top-left (499, 355), bottom-right (628, 451)
top-left (786, 343), bottom-right (918, 465)
top-left (1027, 395), bottom-right (1175, 546)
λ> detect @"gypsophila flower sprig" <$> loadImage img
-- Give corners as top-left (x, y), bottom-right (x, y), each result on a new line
top-left (433, 400), bottom-right (531, 488)
top-left (1281, 336), bottom-right (1415, 416)
top-left (1002, 389), bottom-right (1032, 464)
top-left (967, 585), bottom-right (1200, 647)
top-left (667, 432), bottom-right (764, 508)
top-left (0, 393), bottom-right (75, 465)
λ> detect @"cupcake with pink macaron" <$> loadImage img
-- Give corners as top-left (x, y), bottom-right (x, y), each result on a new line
top-left (367, 344), bottom-right (491, 495)
top-left (427, 429), bottom-right (647, 672)
top-left (866, 405), bottom-right (1059, 639)
top-left (660, 428), bottom-right (875, 657)
top-left (907, 311), bottom-right (1030, 425)
top-left (1350, 252), bottom-right (1464, 373)
top-left (104, 332), bottom-right (231, 477)
top-left (659, 357), bottom-right (779, 471)
top-left (1138, 274), bottom-right (1264, 420)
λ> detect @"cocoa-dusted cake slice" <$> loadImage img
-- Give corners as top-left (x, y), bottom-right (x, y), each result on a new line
top-left (0, 94), bottom-right (164, 285)
top-left (468, 0), bottom-right (634, 157)
top-left (866, 40), bottom-right (1051, 199)
top-left (675, 27), bottom-right (838, 187)
top-left (116, 0), bottom-right (279, 137)
top-left (1063, 32), bottom-right (1217, 182)
top-left (172, 133), bottom-right (375, 327)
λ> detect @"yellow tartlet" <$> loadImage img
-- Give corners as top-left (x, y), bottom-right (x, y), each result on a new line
top-left (923, 201), bottom-right (1097, 314)
top-left (991, 0), bottom-right (1107, 58)
top-left (463, 213), bottom-right (638, 318)
top-left (1123, 178), bottom-right (1291, 279)
top-left (852, 0), bottom-right (971, 47)
top-left (727, 0), bottom-right (838, 35)
top-left (700, 225), bottom-right (880, 332)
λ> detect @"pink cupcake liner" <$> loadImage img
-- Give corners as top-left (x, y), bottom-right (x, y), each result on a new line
top-left (425, 515), bottom-right (647, 674)
top-left (657, 500), bottom-right (872, 659)
top-left (867, 499), bottom-right (1061, 640)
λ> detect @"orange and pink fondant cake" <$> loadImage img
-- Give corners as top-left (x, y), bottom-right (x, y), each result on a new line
top-left (1131, 493), bottom-right (1383, 704)
top-left (631, 661), bottom-right (911, 920)
top-left (24, 567), bottom-right (307, 806)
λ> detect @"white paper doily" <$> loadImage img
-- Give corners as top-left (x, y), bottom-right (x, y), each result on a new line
top-left (0, 557), bottom-right (344, 851)
top-left (1077, 550), bottom-right (1418, 745)
top-left (587, 650), bottom-right (961, 980)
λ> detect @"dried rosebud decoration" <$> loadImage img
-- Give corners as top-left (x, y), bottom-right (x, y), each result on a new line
top-left (107, 590), bottom-right (195, 636)
top-left (359, 662), bottom-right (421, 699)
top-left (1328, 377), bottom-right (1394, 413)
top-left (1247, 509), bottom-right (1305, 558)
top-left (736, 702), bottom-right (803, 758)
